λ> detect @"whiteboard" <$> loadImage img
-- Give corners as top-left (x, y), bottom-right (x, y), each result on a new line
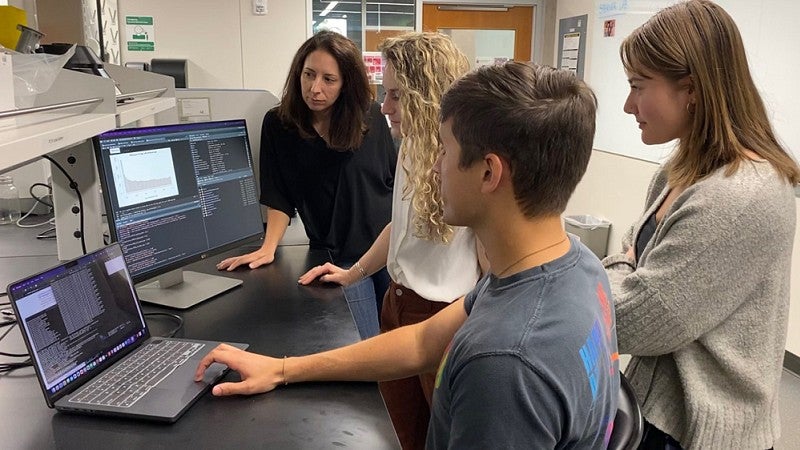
top-left (589, 0), bottom-right (800, 164)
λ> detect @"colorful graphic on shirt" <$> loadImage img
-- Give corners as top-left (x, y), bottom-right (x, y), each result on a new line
top-left (579, 282), bottom-right (618, 401)
top-left (434, 341), bottom-right (453, 389)
top-left (580, 320), bottom-right (604, 400)
top-left (597, 282), bottom-right (613, 340)
top-left (604, 417), bottom-right (615, 447)
top-left (598, 282), bottom-right (621, 372)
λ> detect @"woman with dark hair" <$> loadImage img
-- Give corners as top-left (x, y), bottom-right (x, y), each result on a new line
top-left (604, 1), bottom-right (799, 448)
top-left (218, 31), bottom-right (396, 339)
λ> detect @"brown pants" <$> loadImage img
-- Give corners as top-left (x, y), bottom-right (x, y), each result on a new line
top-left (378, 282), bottom-right (450, 450)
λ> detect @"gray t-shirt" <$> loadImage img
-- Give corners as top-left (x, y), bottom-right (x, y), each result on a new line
top-left (427, 236), bottom-right (619, 449)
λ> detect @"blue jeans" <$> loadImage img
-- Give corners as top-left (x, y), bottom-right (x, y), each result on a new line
top-left (341, 266), bottom-right (390, 339)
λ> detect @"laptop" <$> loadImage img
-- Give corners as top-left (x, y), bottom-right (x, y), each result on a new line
top-left (6, 243), bottom-right (248, 422)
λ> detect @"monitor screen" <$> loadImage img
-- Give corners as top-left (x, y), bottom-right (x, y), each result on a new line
top-left (93, 120), bottom-right (263, 308)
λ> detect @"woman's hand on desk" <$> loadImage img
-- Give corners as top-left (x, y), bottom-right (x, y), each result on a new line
top-left (217, 249), bottom-right (276, 271)
top-left (195, 343), bottom-right (282, 396)
top-left (297, 262), bottom-right (360, 287)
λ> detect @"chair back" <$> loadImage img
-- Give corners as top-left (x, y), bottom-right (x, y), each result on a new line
top-left (607, 372), bottom-right (644, 450)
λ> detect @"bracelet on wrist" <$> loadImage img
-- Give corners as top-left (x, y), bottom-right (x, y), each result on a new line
top-left (353, 261), bottom-right (368, 280)
top-left (282, 355), bottom-right (288, 386)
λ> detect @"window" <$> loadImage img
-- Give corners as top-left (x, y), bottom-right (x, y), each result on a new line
top-left (311, 0), bottom-right (416, 50)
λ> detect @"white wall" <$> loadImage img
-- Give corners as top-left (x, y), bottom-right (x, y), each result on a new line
top-left (564, 151), bottom-right (657, 254)
top-left (117, 0), bottom-right (306, 95)
top-left (113, 1), bottom-right (549, 94)
top-left (7, 0), bottom-right (37, 29)
top-left (558, 0), bottom-right (800, 357)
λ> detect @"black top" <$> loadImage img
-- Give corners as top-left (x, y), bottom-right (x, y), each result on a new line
top-left (259, 103), bottom-right (396, 262)
top-left (635, 213), bottom-right (657, 262)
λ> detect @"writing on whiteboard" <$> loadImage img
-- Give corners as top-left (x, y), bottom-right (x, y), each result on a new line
top-left (598, 0), bottom-right (630, 18)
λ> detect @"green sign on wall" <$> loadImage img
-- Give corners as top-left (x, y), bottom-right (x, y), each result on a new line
top-left (125, 15), bottom-right (155, 51)
top-left (126, 16), bottom-right (153, 26)
top-left (127, 42), bottom-right (155, 51)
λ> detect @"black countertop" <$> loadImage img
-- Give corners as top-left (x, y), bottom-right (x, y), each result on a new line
top-left (0, 238), bottom-right (399, 449)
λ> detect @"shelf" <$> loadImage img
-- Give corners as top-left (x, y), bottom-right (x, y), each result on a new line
top-left (0, 112), bottom-right (116, 172)
top-left (103, 64), bottom-right (176, 128)
top-left (0, 68), bottom-right (117, 174)
top-left (116, 96), bottom-right (176, 127)
top-left (0, 64), bottom-right (179, 174)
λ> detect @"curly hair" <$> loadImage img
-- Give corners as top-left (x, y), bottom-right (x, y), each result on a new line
top-left (379, 32), bottom-right (469, 242)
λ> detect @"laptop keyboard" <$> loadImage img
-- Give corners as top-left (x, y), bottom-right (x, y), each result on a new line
top-left (69, 340), bottom-right (205, 408)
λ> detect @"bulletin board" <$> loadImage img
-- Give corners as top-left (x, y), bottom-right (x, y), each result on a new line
top-left (558, 15), bottom-right (588, 80)
top-left (589, 0), bottom-right (800, 164)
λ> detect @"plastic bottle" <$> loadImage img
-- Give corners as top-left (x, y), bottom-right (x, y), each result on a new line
top-left (0, 175), bottom-right (22, 225)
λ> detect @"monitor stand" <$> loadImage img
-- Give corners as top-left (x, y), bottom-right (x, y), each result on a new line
top-left (135, 269), bottom-right (242, 309)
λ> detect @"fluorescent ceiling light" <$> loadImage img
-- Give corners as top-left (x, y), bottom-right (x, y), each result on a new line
top-left (320, 1), bottom-right (339, 17)
top-left (438, 5), bottom-right (509, 12)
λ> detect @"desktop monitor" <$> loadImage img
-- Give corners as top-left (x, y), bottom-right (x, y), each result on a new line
top-left (93, 119), bottom-right (263, 309)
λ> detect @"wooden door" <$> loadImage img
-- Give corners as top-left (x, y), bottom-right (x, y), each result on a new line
top-left (422, 4), bottom-right (534, 63)
top-left (364, 30), bottom-right (410, 98)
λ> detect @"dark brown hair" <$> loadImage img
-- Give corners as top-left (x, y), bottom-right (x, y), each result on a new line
top-left (441, 62), bottom-right (597, 218)
top-left (278, 31), bottom-right (372, 150)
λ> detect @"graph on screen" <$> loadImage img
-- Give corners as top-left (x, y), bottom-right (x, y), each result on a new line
top-left (110, 148), bottom-right (179, 208)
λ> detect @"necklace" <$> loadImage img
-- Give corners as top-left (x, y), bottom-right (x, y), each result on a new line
top-left (313, 122), bottom-right (329, 139)
top-left (495, 236), bottom-right (568, 277)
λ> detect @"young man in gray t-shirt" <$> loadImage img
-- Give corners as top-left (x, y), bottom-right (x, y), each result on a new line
top-left (425, 62), bottom-right (618, 448)
top-left (195, 62), bottom-right (619, 448)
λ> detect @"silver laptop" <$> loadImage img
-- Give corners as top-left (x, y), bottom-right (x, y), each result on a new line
top-left (6, 243), bottom-right (247, 422)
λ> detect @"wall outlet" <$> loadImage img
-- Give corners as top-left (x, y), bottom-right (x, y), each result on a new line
top-left (253, 0), bottom-right (267, 15)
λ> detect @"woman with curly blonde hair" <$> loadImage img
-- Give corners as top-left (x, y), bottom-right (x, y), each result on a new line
top-left (299, 32), bottom-right (483, 448)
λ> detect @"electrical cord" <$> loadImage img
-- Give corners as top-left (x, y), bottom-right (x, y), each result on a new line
top-left (41, 154), bottom-right (87, 255)
top-left (0, 305), bottom-right (33, 373)
top-left (16, 183), bottom-right (55, 228)
top-left (0, 319), bottom-right (20, 342)
top-left (143, 312), bottom-right (184, 338)
top-left (16, 216), bottom-right (53, 228)
top-left (29, 183), bottom-right (53, 208)
top-left (0, 322), bottom-right (33, 375)
top-left (37, 227), bottom-right (57, 240)
top-left (0, 359), bottom-right (32, 374)
top-left (16, 205), bottom-right (54, 228)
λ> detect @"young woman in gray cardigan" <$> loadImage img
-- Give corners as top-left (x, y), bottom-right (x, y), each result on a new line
top-left (603, 1), bottom-right (800, 449)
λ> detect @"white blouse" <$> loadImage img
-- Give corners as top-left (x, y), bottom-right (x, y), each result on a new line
top-left (386, 161), bottom-right (480, 303)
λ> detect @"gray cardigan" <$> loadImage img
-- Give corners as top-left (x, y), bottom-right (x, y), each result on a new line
top-left (603, 160), bottom-right (796, 449)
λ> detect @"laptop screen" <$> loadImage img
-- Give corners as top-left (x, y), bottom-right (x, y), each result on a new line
top-left (7, 244), bottom-right (149, 405)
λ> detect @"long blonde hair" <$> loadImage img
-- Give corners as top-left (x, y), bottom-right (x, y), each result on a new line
top-left (621, 0), bottom-right (799, 187)
top-left (379, 32), bottom-right (469, 242)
